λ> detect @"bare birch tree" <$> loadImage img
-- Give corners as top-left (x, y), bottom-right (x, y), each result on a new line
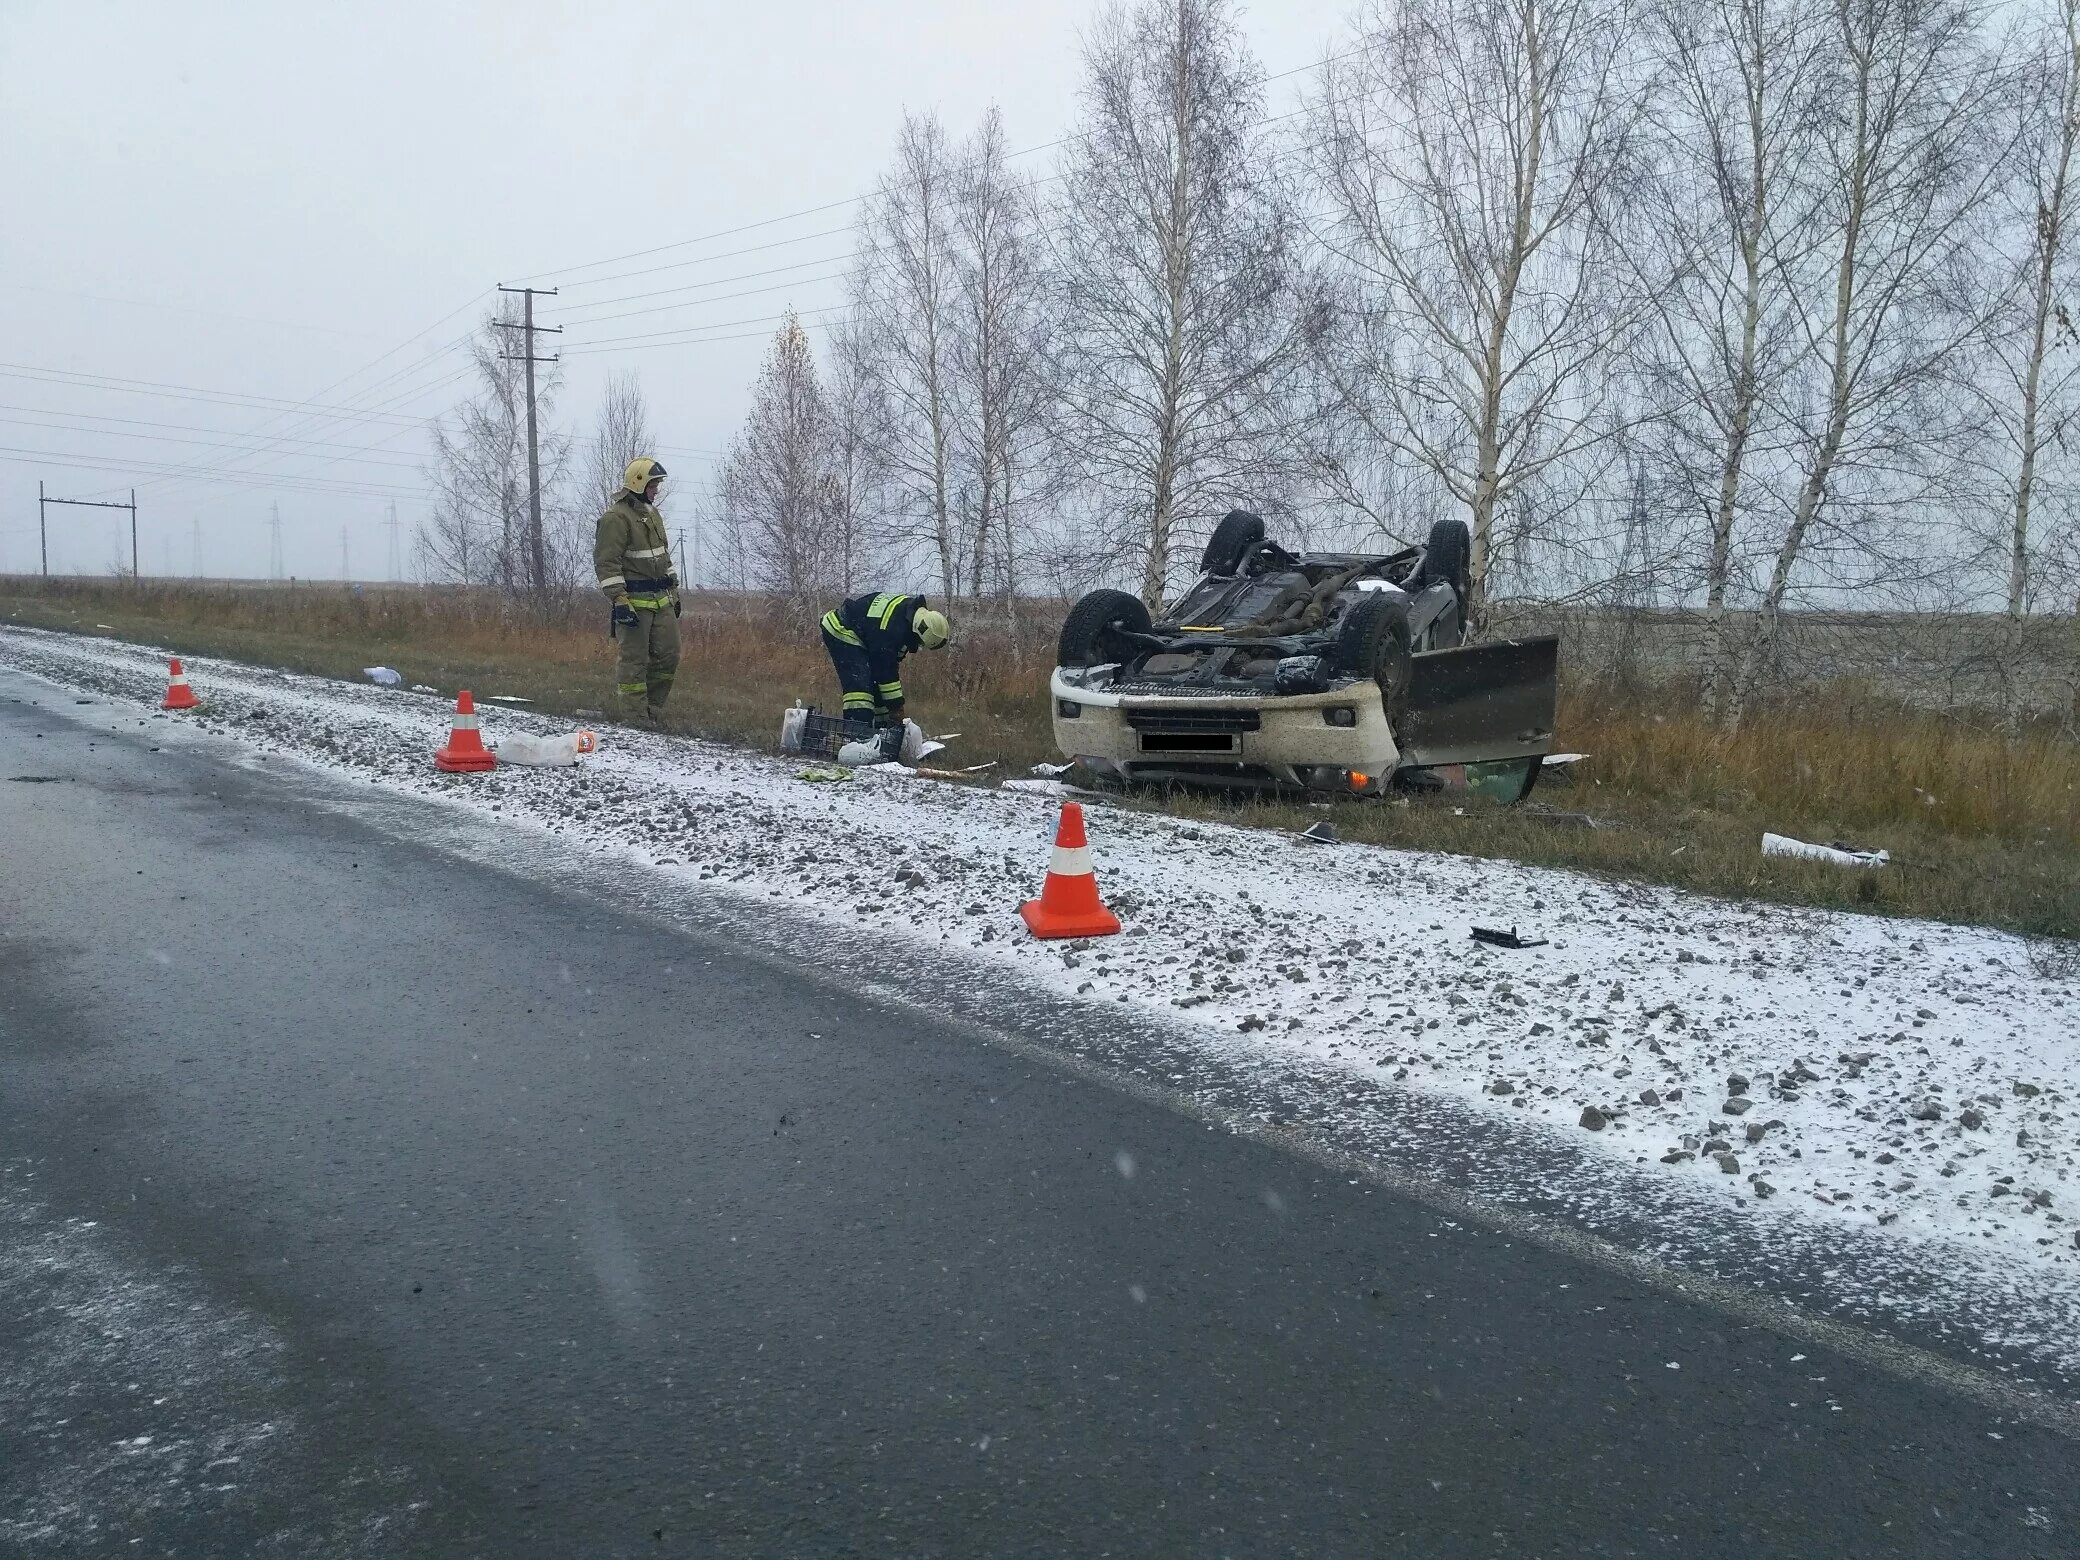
top-left (584, 372), bottom-right (655, 509)
top-left (949, 108), bottom-right (1057, 602)
top-left (821, 312), bottom-right (879, 595)
top-left (1960, 0), bottom-right (2080, 619)
top-left (1630, 0), bottom-right (1834, 704)
top-left (1725, 0), bottom-right (2012, 719)
top-left (1050, 0), bottom-right (1315, 606)
top-left (421, 304), bottom-right (572, 591)
top-left (715, 313), bottom-right (845, 614)
top-left (1305, 0), bottom-right (1653, 633)
top-left (849, 113), bottom-right (963, 600)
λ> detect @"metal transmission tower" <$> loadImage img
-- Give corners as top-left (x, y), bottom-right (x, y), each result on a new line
top-left (269, 502), bottom-right (285, 581)
top-left (192, 516), bottom-right (203, 578)
top-left (385, 502), bottom-right (402, 582)
top-left (494, 285), bottom-right (561, 597)
top-left (39, 482), bottom-right (137, 578)
top-left (340, 525), bottom-right (350, 582)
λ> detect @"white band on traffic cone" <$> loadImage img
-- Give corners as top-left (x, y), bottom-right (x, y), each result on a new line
top-left (1050, 844), bottom-right (1094, 877)
top-left (451, 714), bottom-right (479, 730)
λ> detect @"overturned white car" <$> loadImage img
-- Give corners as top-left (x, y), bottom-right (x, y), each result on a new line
top-left (1050, 512), bottom-right (1559, 798)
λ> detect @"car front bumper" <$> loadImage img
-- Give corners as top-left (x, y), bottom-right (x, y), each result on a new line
top-left (1049, 667), bottom-right (1402, 789)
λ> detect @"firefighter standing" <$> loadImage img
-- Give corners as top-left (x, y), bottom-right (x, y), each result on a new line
top-left (594, 457), bottom-right (679, 724)
top-left (820, 591), bottom-right (951, 753)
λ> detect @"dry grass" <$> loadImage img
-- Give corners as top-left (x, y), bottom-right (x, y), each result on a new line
top-left (6, 575), bottom-right (2076, 940)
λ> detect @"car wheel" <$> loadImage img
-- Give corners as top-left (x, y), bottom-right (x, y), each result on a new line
top-left (1058, 589), bottom-right (1153, 667)
top-left (1419, 518), bottom-right (1472, 605)
top-left (1335, 591), bottom-right (1414, 721)
top-left (1200, 510), bottom-right (1267, 576)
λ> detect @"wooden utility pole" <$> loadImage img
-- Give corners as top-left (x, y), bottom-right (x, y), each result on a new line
top-left (495, 285), bottom-right (562, 598)
top-left (39, 483), bottom-right (137, 579)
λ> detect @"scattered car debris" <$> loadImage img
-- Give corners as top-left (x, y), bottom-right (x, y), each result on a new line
top-left (1296, 821), bottom-right (1339, 844)
top-left (1031, 761), bottom-right (1074, 777)
top-left (484, 694), bottom-right (533, 704)
top-left (795, 766), bottom-right (852, 783)
top-left (411, 683), bottom-right (439, 694)
top-left (1762, 832), bottom-right (1889, 868)
top-left (1522, 804), bottom-right (1599, 829)
top-left (492, 730), bottom-right (597, 767)
top-left (1471, 926), bottom-right (1548, 950)
top-left (362, 667), bottom-right (403, 686)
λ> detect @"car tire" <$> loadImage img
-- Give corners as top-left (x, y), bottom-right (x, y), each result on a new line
top-left (1419, 518), bottom-right (1472, 605)
top-left (1058, 589), bottom-right (1153, 668)
top-left (1335, 590), bottom-right (1414, 719)
top-left (1200, 510), bottom-right (1267, 576)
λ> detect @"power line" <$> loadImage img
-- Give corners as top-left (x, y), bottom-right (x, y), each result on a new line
top-left (0, 362), bottom-right (440, 427)
top-left (0, 409), bottom-right (432, 470)
top-left (545, 251), bottom-right (858, 318)
top-left (1, 279), bottom-right (388, 339)
top-left (564, 304), bottom-right (852, 355)
top-left (547, 270), bottom-right (853, 330)
top-left (77, 287), bottom-right (489, 503)
top-left (551, 224), bottom-right (859, 292)
top-left (562, 319), bottom-right (843, 358)
top-left (513, 48), bottom-right (1358, 293)
top-left (0, 447), bottom-right (421, 501)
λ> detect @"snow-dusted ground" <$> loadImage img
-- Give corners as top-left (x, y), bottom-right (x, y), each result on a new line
top-left (5, 626), bottom-right (2076, 1306)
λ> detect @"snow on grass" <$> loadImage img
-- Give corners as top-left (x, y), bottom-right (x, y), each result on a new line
top-left (6, 626), bottom-right (2076, 1293)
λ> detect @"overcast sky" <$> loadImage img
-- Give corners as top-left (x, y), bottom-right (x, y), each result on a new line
top-left (0, 0), bottom-right (1349, 580)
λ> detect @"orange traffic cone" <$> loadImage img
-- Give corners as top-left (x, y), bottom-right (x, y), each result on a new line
top-left (434, 690), bottom-right (498, 773)
top-left (1019, 801), bottom-right (1122, 940)
top-left (161, 658), bottom-right (200, 711)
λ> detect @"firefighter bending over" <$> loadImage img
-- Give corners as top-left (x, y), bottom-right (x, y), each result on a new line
top-left (820, 591), bottom-right (951, 757)
top-left (594, 457), bottom-right (679, 724)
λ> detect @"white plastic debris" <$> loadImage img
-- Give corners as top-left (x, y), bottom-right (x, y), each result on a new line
top-left (492, 730), bottom-right (597, 767)
top-left (779, 704), bottom-right (810, 754)
top-left (1030, 761), bottom-right (1074, 777)
top-left (1762, 832), bottom-right (1889, 868)
top-left (836, 737), bottom-right (887, 766)
top-left (1542, 752), bottom-right (1588, 768)
top-left (362, 666), bottom-right (402, 687)
top-left (484, 694), bottom-right (532, 704)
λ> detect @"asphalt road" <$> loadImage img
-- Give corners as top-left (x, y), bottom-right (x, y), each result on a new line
top-left (3, 678), bottom-right (2077, 1558)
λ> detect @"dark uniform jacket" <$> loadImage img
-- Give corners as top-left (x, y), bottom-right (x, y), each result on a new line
top-left (821, 591), bottom-right (927, 712)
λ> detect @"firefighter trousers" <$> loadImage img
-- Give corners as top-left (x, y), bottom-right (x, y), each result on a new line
top-left (821, 626), bottom-right (883, 727)
top-left (616, 606), bottom-right (680, 719)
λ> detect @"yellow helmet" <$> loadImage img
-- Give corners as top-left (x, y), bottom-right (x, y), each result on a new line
top-left (623, 456), bottom-right (667, 495)
top-left (912, 607), bottom-right (950, 649)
